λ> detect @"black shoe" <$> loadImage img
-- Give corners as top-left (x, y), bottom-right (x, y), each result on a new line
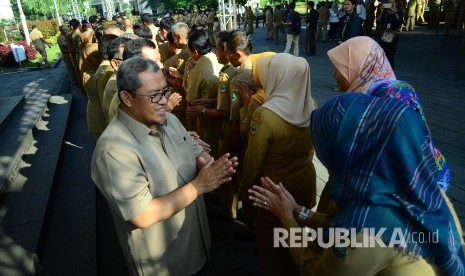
top-left (36, 62), bottom-right (42, 70)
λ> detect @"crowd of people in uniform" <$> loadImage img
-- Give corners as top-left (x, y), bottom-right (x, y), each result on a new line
top-left (51, 3), bottom-right (465, 276)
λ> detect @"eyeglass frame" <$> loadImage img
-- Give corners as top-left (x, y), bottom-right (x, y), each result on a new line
top-left (130, 86), bottom-right (173, 104)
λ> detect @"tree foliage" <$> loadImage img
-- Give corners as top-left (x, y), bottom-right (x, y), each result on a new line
top-left (10, 0), bottom-right (92, 20)
top-left (145, 0), bottom-right (219, 12)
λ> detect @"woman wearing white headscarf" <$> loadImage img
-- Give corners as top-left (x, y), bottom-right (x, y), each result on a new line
top-left (240, 53), bottom-right (317, 276)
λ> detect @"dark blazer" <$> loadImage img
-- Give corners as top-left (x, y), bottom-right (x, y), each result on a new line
top-left (336, 12), bottom-right (362, 41)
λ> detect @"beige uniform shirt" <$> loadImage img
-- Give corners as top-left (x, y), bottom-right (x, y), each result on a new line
top-left (102, 74), bottom-right (117, 123)
top-left (217, 64), bottom-right (238, 155)
top-left (107, 92), bottom-right (120, 122)
top-left (185, 53), bottom-right (222, 102)
top-left (29, 29), bottom-right (44, 45)
top-left (229, 57), bottom-right (256, 121)
top-left (85, 60), bottom-right (109, 138)
top-left (95, 60), bottom-right (114, 109)
top-left (92, 110), bottom-right (211, 276)
top-left (158, 42), bottom-right (172, 63)
top-left (217, 64), bottom-right (238, 113)
top-left (79, 43), bottom-right (101, 88)
top-left (184, 52), bottom-right (222, 156)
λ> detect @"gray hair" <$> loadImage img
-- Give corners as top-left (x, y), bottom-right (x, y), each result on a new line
top-left (117, 57), bottom-right (160, 102)
top-left (171, 22), bottom-right (189, 37)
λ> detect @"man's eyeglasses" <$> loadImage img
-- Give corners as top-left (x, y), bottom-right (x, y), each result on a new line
top-left (132, 87), bottom-right (172, 103)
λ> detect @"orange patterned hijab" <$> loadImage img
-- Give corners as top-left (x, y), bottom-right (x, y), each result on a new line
top-left (327, 36), bottom-right (396, 93)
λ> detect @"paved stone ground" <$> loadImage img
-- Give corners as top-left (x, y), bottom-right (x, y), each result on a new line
top-left (0, 24), bottom-right (464, 275)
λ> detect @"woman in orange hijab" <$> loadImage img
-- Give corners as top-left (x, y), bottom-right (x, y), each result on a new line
top-left (327, 36), bottom-right (396, 93)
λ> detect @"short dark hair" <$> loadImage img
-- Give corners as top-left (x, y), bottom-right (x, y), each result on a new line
top-left (89, 15), bottom-right (98, 24)
top-left (308, 1), bottom-right (315, 8)
top-left (166, 31), bottom-right (175, 45)
top-left (134, 27), bottom-right (153, 40)
top-left (123, 39), bottom-right (156, 60)
top-left (99, 34), bottom-right (118, 60)
top-left (216, 31), bottom-right (230, 51)
top-left (95, 26), bottom-right (104, 43)
top-left (226, 30), bottom-right (252, 55)
top-left (69, 19), bottom-right (81, 30)
top-left (188, 29), bottom-right (211, 55)
top-left (141, 13), bottom-right (154, 24)
top-left (31, 24), bottom-right (37, 29)
top-left (59, 25), bottom-right (69, 34)
top-left (107, 36), bottom-right (131, 61)
top-left (159, 17), bottom-right (176, 31)
top-left (117, 57), bottom-right (160, 95)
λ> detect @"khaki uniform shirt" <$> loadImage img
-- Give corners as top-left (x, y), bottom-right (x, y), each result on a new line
top-left (217, 64), bottom-right (238, 155)
top-left (282, 188), bottom-right (463, 275)
top-left (85, 60), bottom-right (114, 130)
top-left (283, 219), bottom-right (438, 275)
top-left (85, 59), bottom-right (110, 137)
top-left (94, 61), bottom-right (114, 104)
top-left (65, 32), bottom-right (76, 54)
top-left (229, 57), bottom-right (255, 121)
top-left (274, 9), bottom-right (285, 22)
top-left (241, 107), bottom-right (316, 218)
top-left (79, 29), bottom-right (95, 49)
top-left (71, 30), bottom-right (81, 54)
top-left (102, 74), bottom-right (117, 122)
top-left (185, 53), bottom-right (222, 102)
top-left (79, 43), bottom-right (101, 82)
top-left (158, 42), bottom-right (172, 64)
top-left (240, 97), bottom-right (262, 140)
top-left (184, 53), bottom-right (222, 156)
top-left (30, 29), bottom-right (45, 49)
top-left (217, 64), bottom-right (238, 113)
top-left (165, 48), bottom-right (190, 125)
top-left (107, 92), bottom-right (120, 122)
top-left (91, 110), bottom-right (211, 276)
top-left (57, 34), bottom-right (69, 54)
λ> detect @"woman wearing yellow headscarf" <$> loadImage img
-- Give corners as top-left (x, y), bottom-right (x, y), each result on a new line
top-left (240, 53), bottom-right (317, 276)
top-left (239, 51), bottom-right (276, 142)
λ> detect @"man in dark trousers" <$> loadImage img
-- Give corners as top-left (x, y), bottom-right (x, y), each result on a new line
top-left (30, 25), bottom-right (52, 68)
top-left (306, 1), bottom-right (319, 56)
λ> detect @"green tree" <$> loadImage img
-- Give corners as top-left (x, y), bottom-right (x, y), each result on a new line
top-left (9, 0), bottom-right (20, 20)
top-left (145, 0), bottom-right (218, 11)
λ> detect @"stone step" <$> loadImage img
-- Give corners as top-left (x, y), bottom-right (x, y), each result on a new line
top-left (0, 91), bottom-right (51, 195)
top-left (0, 94), bottom-right (74, 275)
top-left (37, 87), bottom-right (98, 275)
top-left (0, 95), bottom-right (25, 134)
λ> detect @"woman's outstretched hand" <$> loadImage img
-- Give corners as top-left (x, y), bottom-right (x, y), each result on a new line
top-left (248, 177), bottom-right (295, 223)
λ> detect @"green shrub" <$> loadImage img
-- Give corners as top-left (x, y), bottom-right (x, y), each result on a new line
top-left (19, 19), bottom-right (59, 39)
top-left (8, 30), bottom-right (24, 41)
